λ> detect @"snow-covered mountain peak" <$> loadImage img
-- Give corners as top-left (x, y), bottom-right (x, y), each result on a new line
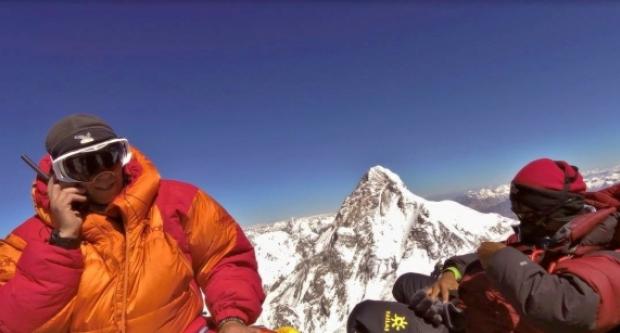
top-left (464, 184), bottom-right (510, 201)
top-left (330, 166), bottom-right (422, 263)
top-left (364, 165), bottom-right (405, 187)
top-left (335, 165), bottom-right (420, 227)
top-left (249, 166), bottom-right (514, 332)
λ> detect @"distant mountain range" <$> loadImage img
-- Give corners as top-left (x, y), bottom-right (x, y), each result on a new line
top-left (452, 164), bottom-right (620, 217)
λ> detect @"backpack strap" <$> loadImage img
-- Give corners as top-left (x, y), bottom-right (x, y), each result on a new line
top-left (585, 184), bottom-right (620, 209)
top-left (568, 208), bottom-right (617, 243)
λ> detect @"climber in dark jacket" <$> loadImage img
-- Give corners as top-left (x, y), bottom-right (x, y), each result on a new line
top-left (351, 158), bottom-right (620, 333)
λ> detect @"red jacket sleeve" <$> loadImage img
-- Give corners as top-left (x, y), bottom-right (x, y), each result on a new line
top-left (184, 191), bottom-right (265, 325)
top-left (555, 252), bottom-right (620, 332)
top-left (0, 220), bottom-right (83, 333)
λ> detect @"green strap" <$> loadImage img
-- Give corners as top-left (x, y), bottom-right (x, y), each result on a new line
top-left (443, 266), bottom-right (462, 282)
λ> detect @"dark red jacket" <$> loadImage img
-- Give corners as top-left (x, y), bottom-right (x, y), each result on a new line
top-left (458, 207), bottom-right (620, 333)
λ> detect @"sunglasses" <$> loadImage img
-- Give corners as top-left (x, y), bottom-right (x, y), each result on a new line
top-left (51, 138), bottom-right (132, 183)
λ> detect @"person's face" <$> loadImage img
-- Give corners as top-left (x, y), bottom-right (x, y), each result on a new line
top-left (511, 199), bottom-right (548, 243)
top-left (81, 163), bottom-right (124, 205)
top-left (512, 199), bottom-right (573, 245)
top-left (53, 140), bottom-right (128, 206)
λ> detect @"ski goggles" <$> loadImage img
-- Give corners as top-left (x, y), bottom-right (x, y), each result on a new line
top-left (51, 138), bottom-right (132, 183)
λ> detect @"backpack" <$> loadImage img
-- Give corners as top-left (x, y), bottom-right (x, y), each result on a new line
top-left (586, 184), bottom-right (620, 247)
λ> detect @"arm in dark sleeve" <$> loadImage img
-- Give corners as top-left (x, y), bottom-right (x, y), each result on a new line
top-left (485, 247), bottom-right (598, 333)
top-left (443, 253), bottom-right (478, 277)
top-left (392, 273), bottom-right (435, 304)
top-left (392, 253), bottom-right (478, 304)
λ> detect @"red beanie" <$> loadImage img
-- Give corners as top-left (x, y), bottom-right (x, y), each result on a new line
top-left (512, 158), bottom-right (586, 193)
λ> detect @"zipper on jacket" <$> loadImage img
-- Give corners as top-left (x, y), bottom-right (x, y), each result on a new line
top-left (121, 230), bottom-right (130, 333)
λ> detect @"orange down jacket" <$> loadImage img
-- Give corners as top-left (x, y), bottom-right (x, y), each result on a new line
top-left (0, 148), bottom-right (265, 332)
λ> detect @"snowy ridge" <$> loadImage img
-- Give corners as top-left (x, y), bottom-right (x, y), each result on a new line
top-left (455, 164), bottom-right (620, 217)
top-left (582, 164), bottom-right (620, 191)
top-left (247, 166), bottom-right (514, 332)
top-left (464, 184), bottom-right (510, 202)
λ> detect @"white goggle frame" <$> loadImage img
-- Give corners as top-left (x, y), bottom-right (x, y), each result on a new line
top-left (51, 138), bottom-right (132, 183)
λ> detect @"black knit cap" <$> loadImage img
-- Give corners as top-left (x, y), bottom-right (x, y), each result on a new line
top-left (45, 114), bottom-right (118, 158)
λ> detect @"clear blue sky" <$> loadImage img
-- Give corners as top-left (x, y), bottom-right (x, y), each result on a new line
top-left (1, 2), bottom-right (620, 236)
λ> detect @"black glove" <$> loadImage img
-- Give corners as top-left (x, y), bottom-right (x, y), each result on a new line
top-left (409, 290), bottom-right (464, 331)
top-left (409, 291), bottom-right (441, 326)
top-left (347, 300), bottom-right (450, 333)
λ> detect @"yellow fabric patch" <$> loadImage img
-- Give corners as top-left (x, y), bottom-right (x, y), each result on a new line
top-left (384, 310), bottom-right (409, 332)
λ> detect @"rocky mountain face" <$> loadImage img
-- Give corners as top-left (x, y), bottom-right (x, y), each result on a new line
top-left (246, 166), bottom-right (514, 332)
